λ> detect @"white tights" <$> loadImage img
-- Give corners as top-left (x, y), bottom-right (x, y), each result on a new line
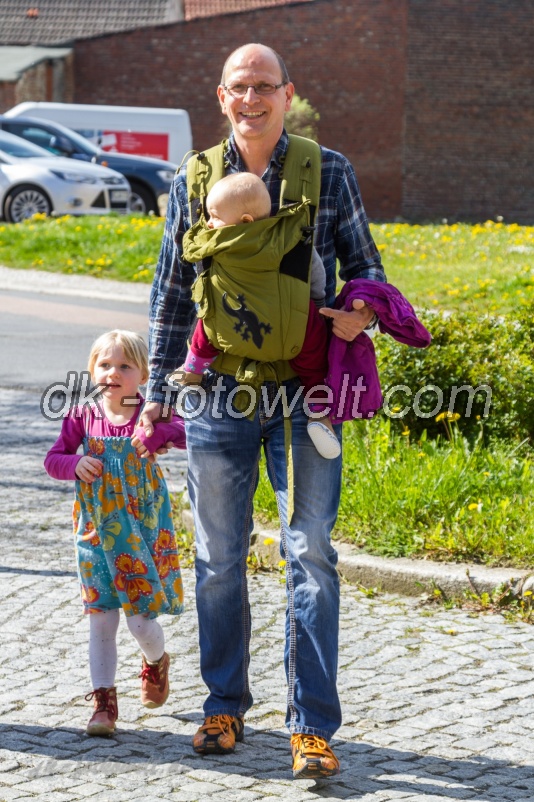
top-left (89, 609), bottom-right (165, 689)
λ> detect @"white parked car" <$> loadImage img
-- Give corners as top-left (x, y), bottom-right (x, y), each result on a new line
top-left (0, 130), bottom-right (130, 223)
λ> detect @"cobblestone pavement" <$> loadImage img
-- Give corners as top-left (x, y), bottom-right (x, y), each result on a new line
top-left (2, 387), bottom-right (534, 801)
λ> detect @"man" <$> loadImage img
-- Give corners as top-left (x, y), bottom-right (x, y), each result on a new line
top-left (141, 43), bottom-right (385, 779)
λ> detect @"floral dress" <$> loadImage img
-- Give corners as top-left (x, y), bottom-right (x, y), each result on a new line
top-left (45, 402), bottom-right (185, 619)
top-left (44, 394), bottom-right (185, 618)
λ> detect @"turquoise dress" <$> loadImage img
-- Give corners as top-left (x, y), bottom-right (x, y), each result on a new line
top-left (65, 406), bottom-right (184, 619)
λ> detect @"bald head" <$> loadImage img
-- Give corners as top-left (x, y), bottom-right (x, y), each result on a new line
top-left (220, 43), bottom-right (290, 86)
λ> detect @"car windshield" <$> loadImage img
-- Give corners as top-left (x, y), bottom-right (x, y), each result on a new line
top-left (0, 133), bottom-right (51, 158)
top-left (34, 120), bottom-right (100, 156)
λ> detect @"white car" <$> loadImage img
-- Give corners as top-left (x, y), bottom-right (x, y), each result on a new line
top-left (0, 130), bottom-right (130, 223)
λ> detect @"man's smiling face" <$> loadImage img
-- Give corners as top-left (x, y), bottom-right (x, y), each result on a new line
top-left (217, 44), bottom-right (294, 149)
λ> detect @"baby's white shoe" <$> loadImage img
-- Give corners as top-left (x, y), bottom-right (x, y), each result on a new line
top-left (307, 418), bottom-right (341, 460)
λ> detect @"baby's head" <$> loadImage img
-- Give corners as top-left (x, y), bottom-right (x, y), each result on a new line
top-left (206, 173), bottom-right (271, 229)
top-left (88, 329), bottom-right (149, 385)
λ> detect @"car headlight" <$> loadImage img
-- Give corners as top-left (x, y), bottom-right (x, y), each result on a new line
top-left (157, 170), bottom-right (176, 183)
top-left (103, 176), bottom-right (128, 186)
top-left (50, 170), bottom-right (97, 184)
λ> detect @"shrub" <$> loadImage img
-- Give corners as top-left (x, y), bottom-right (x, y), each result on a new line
top-left (284, 94), bottom-right (320, 141)
top-left (374, 307), bottom-right (534, 443)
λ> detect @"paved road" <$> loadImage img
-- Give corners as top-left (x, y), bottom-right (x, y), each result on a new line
top-left (2, 267), bottom-right (534, 800)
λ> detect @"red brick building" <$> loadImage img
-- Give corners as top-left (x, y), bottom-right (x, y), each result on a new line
top-left (1, 0), bottom-right (532, 222)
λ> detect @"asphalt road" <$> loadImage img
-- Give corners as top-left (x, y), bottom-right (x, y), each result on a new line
top-left (0, 268), bottom-right (186, 491)
top-left (0, 287), bottom-right (149, 391)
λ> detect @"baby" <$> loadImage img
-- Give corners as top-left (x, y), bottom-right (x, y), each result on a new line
top-left (174, 172), bottom-right (340, 460)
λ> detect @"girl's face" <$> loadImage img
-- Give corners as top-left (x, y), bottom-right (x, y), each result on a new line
top-left (92, 343), bottom-right (146, 403)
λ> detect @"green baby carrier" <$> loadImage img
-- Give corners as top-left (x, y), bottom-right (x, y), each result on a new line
top-left (182, 134), bottom-right (322, 383)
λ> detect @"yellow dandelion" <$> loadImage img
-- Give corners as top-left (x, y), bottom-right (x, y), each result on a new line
top-left (436, 411), bottom-right (460, 423)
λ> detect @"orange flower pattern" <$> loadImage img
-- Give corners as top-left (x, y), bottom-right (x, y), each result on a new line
top-left (114, 553), bottom-right (153, 602)
top-left (74, 434), bottom-right (183, 618)
top-left (153, 528), bottom-right (180, 579)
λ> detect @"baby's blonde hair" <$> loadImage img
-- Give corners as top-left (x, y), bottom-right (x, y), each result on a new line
top-left (88, 330), bottom-right (149, 383)
top-left (207, 173), bottom-right (271, 222)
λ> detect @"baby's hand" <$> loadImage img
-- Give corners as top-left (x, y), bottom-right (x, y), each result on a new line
top-left (167, 366), bottom-right (203, 387)
top-left (75, 456), bottom-right (103, 483)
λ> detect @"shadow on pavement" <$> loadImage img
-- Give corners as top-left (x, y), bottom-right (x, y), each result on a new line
top-left (1, 723), bottom-right (534, 798)
top-left (0, 565), bottom-right (77, 577)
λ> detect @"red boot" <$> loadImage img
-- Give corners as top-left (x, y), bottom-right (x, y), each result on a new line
top-left (139, 652), bottom-right (170, 708)
top-left (85, 687), bottom-right (118, 736)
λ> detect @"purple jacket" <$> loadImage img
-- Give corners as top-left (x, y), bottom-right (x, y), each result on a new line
top-left (326, 279), bottom-right (431, 423)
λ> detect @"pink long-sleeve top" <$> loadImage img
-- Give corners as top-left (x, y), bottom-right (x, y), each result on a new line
top-left (44, 397), bottom-right (186, 481)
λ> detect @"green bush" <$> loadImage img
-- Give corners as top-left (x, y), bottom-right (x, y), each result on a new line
top-left (284, 93), bottom-right (320, 141)
top-left (374, 307), bottom-right (534, 443)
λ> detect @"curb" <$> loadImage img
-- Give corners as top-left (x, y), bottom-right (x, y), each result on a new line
top-left (0, 264), bottom-right (150, 304)
top-left (182, 510), bottom-right (529, 598)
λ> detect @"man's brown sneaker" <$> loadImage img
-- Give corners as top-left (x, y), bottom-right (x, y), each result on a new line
top-left (85, 687), bottom-right (118, 737)
top-left (193, 714), bottom-right (245, 754)
top-left (139, 652), bottom-right (170, 708)
top-left (290, 733), bottom-right (340, 779)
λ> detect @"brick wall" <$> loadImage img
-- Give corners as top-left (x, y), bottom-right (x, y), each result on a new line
top-left (403, 0), bottom-right (534, 223)
top-left (0, 53), bottom-right (74, 110)
top-left (0, 82), bottom-right (17, 111)
top-left (73, 0), bottom-right (407, 219)
top-left (38, 0), bottom-right (532, 222)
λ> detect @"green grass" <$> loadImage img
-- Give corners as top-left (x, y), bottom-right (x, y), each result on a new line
top-left (254, 416), bottom-right (534, 567)
top-left (0, 213), bottom-right (163, 282)
top-left (3, 214), bottom-right (534, 566)
top-left (2, 215), bottom-right (534, 314)
top-left (372, 220), bottom-right (534, 314)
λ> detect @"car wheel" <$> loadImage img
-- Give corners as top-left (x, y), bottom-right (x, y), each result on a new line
top-left (4, 184), bottom-right (52, 223)
top-left (129, 182), bottom-right (158, 215)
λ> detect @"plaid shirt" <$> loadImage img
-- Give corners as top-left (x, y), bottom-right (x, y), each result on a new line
top-left (147, 130), bottom-right (386, 402)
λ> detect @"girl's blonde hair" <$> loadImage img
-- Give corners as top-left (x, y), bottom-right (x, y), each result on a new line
top-left (88, 330), bottom-right (149, 383)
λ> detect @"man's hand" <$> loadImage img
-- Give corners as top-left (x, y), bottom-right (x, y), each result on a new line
top-left (138, 401), bottom-right (163, 438)
top-left (319, 299), bottom-right (375, 342)
top-left (136, 401), bottom-right (174, 461)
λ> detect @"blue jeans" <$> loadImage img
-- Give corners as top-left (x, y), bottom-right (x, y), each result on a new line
top-left (184, 374), bottom-right (342, 740)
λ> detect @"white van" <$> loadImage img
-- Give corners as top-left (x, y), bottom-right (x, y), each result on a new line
top-left (5, 102), bottom-right (192, 164)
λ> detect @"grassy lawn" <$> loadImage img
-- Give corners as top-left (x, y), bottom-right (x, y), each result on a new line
top-left (2, 214), bottom-right (534, 313)
top-left (255, 417), bottom-right (534, 568)
top-left (0, 213), bottom-right (163, 282)
top-left (3, 213), bottom-right (533, 566)
top-left (372, 220), bottom-right (534, 314)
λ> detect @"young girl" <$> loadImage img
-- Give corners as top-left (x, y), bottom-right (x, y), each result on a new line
top-left (44, 329), bottom-right (186, 737)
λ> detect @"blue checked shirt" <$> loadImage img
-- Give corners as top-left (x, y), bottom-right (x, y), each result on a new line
top-left (147, 130), bottom-right (386, 402)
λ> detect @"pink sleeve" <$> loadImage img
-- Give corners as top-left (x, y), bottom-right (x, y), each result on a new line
top-left (191, 320), bottom-right (219, 359)
top-left (44, 411), bottom-right (86, 480)
top-left (133, 412), bottom-right (186, 454)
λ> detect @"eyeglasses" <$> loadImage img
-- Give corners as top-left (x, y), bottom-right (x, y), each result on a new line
top-left (223, 82), bottom-right (287, 97)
